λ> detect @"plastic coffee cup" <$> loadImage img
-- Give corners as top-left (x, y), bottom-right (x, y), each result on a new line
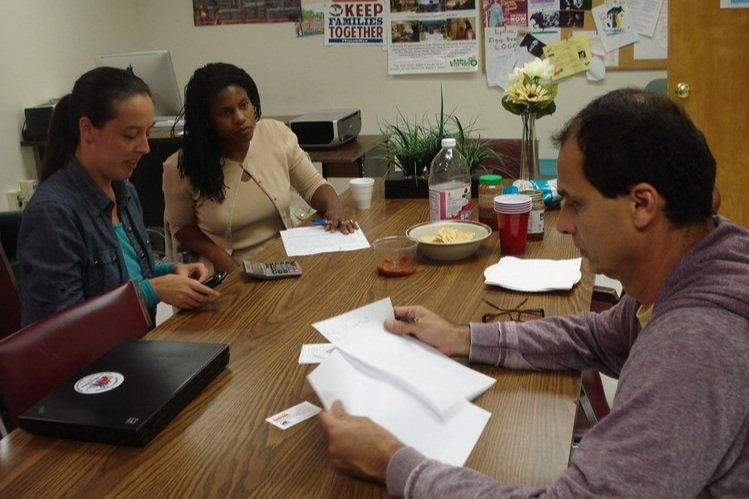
top-left (494, 194), bottom-right (532, 255)
top-left (350, 177), bottom-right (375, 209)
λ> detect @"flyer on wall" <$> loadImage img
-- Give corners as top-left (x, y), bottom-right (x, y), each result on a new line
top-left (324, 0), bottom-right (387, 44)
top-left (387, 0), bottom-right (480, 75)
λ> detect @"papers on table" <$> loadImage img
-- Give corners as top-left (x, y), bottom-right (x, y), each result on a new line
top-left (309, 351), bottom-right (491, 466)
top-left (298, 343), bottom-right (334, 364)
top-left (484, 257), bottom-right (582, 292)
top-left (307, 297), bottom-right (495, 466)
top-left (280, 226), bottom-right (370, 256)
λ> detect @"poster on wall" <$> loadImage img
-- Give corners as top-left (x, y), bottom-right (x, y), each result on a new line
top-left (387, 0), bottom-right (480, 75)
top-left (193, 0), bottom-right (302, 25)
top-left (484, 0), bottom-right (564, 88)
top-left (482, 0), bottom-right (530, 31)
top-left (296, 3), bottom-right (326, 35)
top-left (324, 0), bottom-right (386, 44)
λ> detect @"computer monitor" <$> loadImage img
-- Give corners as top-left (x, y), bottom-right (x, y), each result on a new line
top-left (94, 50), bottom-right (183, 118)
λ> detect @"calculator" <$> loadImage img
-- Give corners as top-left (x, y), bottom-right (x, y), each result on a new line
top-left (242, 260), bottom-right (303, 280)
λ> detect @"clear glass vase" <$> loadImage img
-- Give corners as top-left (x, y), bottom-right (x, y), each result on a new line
top-left (519, 110), bottom-right (540, 182)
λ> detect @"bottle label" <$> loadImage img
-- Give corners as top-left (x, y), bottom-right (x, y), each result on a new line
top-left (528, 209), bottom-right (544, 234)
top-left (429, 182), bottom-right (472, 221)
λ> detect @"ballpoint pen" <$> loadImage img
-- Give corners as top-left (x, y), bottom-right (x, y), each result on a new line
top-left (311, 218), bottom-right (334, 226)
top-left (311, 218), bottom-right (358, 229)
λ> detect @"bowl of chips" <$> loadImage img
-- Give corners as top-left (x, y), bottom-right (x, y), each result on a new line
top-left (406, 220), bottom-right (492, 261)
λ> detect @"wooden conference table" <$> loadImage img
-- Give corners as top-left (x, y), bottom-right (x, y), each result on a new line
top-left (0, 180), bottom-right (593, 498)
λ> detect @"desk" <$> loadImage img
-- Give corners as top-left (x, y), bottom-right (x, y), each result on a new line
top-left (0, 180), bottom-right (591, 498)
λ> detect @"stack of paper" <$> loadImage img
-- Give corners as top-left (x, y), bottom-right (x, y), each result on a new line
top-left (307, 298), bottom-right (495, 466)
top-left (484, 257), bottom-right (582, 292)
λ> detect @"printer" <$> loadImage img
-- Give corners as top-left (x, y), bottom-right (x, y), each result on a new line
top-left (289, 109), bottom-right (361, 148)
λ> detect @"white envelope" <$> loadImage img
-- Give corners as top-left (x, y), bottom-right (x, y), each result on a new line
top-left (308, 350), bottom-right (491, 467)
top-left (312, 298), bottom-right (496, 419)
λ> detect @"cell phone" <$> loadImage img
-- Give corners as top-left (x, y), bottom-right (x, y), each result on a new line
top-left (242, 260), bottom-right (302, 280)
top-left (202, 271), bottom-right (228, 288)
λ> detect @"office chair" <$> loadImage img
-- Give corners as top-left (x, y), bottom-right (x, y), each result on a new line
top-left (572, 288), bottom-right (618, 444)
top-left (480, 138), bottom-right (522, 179)
top-left (0, 242), bottom-right (21, 339)
top-left (0, 210), bottom-right (22, 290)
top-left (0, 281), bottom-right (153, 432)
top-left (644, 78), bottom-right (668, 96)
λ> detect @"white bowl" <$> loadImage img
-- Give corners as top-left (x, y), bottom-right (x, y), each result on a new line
top-left (406, 221), bottom-right (492, 261)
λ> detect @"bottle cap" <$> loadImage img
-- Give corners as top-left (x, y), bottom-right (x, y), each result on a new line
top-left (441, 137), bottom-right (457, 147)
top-left (479, 174), bottom-right (502, 185)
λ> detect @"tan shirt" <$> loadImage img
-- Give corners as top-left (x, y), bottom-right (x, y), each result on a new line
top-left (162, 119), bottom-right (329, 270)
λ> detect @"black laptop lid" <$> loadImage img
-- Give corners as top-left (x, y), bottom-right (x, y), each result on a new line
top-left (19, 339), bottom-right (230, 446)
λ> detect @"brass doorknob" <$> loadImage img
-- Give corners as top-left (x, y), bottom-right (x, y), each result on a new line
top-left (675, 82), bottom-right (691, 99)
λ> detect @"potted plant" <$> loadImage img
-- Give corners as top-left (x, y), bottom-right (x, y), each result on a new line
top-left (380, 92), bottom-right (515, 198)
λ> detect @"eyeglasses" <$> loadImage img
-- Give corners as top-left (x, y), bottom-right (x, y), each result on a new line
top-left (481, 297), bottom-right (545, 323)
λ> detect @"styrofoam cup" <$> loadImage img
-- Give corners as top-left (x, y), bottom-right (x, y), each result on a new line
top-left (350, 177), bottom-right (375, 209)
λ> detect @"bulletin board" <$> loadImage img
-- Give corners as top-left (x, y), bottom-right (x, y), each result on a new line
top-left (567, 0), bottom-right (667, 70)
top-left (481, 0), bottom-right (667, 72)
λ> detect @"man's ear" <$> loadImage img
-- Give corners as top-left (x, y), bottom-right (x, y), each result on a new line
top-left (629, 182), bottom-right (662, 229)
top-left (78, 116), bottom-right (95, 143)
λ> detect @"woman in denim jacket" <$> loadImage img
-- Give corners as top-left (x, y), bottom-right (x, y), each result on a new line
top-left (18, 67), bottom-right (218, 326)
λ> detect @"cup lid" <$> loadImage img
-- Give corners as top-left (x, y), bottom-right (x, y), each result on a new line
top-left (479, 174), bottom-right (502, 185)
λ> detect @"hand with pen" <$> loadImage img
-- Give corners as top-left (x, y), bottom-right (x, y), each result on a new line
top-left (308, 183), bottom-right (359, 234)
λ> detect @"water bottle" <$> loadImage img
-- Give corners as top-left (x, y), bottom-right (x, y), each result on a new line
top-left (428, 138), bottom-right (472, 221)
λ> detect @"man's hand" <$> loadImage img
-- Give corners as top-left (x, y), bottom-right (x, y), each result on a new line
top-left (318, 400), bottom-right (404, 482)
top-left (384, 305), bottom-right (470, 357)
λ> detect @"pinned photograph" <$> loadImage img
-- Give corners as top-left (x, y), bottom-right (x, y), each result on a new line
top-left (560, 10), bottom-right (584, 27)
top-left (529, 10), bottom-right (560, 29)
top-left (560, 0), bottom-right (592, 10)
top-left (519, 33), bottom-right (546, 57)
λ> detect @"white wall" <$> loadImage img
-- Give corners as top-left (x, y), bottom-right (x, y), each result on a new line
top-left (0, 1), bottom-right (138, 209)
top-left (0, 0), bottom-right (665, 209)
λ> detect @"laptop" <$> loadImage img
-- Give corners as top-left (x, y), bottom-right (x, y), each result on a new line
top-left (18, 339), bottom-right (230, 447)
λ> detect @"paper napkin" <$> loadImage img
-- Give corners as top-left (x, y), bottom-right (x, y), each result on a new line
top-left (484, 257), bottom-right (582, 292)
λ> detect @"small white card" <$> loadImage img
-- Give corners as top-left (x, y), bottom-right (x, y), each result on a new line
top-left (299, 343), bottom-right (335, 364)
top-left (266, 401), bottom-right (322, 430)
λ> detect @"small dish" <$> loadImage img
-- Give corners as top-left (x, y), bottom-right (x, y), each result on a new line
top-left (406, 221), bottom-right (491, 261)
top-left (373, 236), bottom-right (418, 276)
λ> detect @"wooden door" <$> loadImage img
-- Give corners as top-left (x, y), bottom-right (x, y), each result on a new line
top-left (669, 1), bottom-right (749, 228)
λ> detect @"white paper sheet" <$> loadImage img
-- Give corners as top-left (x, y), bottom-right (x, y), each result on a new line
top-left (280, 226), bottom-right (370, 256)
top-left (308, 350), bottom-right (491, 466)
top-left (633, 0), bottom-right (668, 60)
top-left (312, 297), bottom-right (496, 419)
top-left (628, 0), bottom-right (662, 37)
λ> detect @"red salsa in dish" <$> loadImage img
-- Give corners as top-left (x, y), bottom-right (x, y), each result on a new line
top-left (377, 257), bottom-right (416, 277)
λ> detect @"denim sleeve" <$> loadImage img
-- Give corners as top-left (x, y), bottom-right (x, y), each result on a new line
top-left (18, 201), bottom-right (89, 325)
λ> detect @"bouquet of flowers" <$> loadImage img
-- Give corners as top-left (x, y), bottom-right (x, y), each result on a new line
top-left (501, 58), bottom-right (558, 119)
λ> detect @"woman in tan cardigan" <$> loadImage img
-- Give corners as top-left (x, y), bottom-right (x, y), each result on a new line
top-left (163, 63), bottom-right (355, 273)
